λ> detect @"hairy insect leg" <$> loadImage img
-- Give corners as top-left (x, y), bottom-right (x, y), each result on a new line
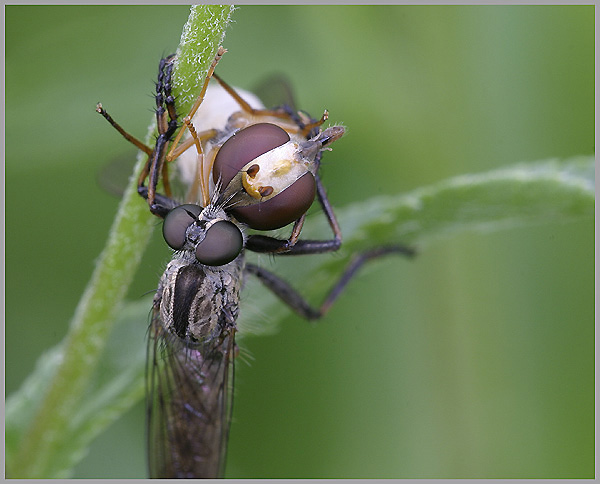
top-left (167, 128), bottom-right (218, 161)
top-left (165, 46), bottom-right (227, 163)
top-left (157, 56), bottom-right (179, 200)
top-left (245, 245), bottom-right (415, 320)
top-left (95, 103), bottom-right (153, 156)
top-left (285, 214), bottom-right (307, 248)
top-left (300, 110), bottom-right (329, 138)
top-left (142, 55), bottom-right (179, 208)
top-left (166, 127), bottom-right (219, 205)
top-left (137, 186), bottom-right (179, 219)
top-left (181, 116), bottom-right (213, 207)
top-left (95, 101), bottom-right (170, 215)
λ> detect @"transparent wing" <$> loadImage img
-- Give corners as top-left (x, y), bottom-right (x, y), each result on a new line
top-left (251, 74), bottom-right (320, 134)
top-left (96, 154), bottom-right (137, 198)
top-left (146, 306), bottom-right (235, 478)
top-left (252, 74), bottom-right (297, 112)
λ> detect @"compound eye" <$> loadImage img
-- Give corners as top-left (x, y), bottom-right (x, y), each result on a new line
top-left (214, 122), bottom-right (317, 231)
top-left (163, 204), bottom-right (203, 250)
top-left (233, 172), bottom-right (316, 230)
top-left (195, 220), bottom-right (243, 266)
top-left (213, 123), bottom-right (290, 188)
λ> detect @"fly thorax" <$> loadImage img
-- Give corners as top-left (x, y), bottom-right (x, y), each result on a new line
top-left (158, 255), bottom-right (243, 344)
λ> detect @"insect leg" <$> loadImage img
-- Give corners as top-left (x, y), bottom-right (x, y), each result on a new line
top-left (164, 127), bottom-right (219, 206)
top-left (160, 57), bottom-right (179, 200)
top-left (141, 55), bottom-right (179, 209)
top-left (137, 186), bottom-right (179, 219)
top-left (300, 110), bottom-right (329, 138)
top-left (245, 245), bottom-right (415, 320)
top-left (181, 116), bottom-right (212, 207)
top-left (165, 46), bottom-right (227, 163)
top-left (212, 72), bottom-right (315, 135)
top-left (95, 103), bottom-right (153, 155)
top-left (167, 128), bottom-right (218, 161)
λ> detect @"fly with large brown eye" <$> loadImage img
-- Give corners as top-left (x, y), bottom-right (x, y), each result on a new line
top-left (96, 46), bottom-right (415, 478)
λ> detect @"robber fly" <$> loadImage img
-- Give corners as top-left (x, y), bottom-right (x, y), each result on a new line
top-left (97, 47), bottom-right (414, 478)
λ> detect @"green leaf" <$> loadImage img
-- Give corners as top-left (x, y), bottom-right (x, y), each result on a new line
top-left (240, 154), bottom-right (595, 337)
top-left (6, 300), bottom-right (150, 476)
top-left (7, 154), bottom-right (593, 476)
top-left (334, 155), bottom-right (594, 252)
top-left (5, 6), bottom-right (234, 479)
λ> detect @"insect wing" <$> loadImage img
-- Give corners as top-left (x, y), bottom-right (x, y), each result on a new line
top-left (252, 74), bottom-right (297, 113)
top-left (146, 306), bottom-right (235, 478)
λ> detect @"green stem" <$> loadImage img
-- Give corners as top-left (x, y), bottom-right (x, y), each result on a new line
top-left (9, 5), bottom-right (234, 478)
top-left (10, 160), bottom-right (154, 479)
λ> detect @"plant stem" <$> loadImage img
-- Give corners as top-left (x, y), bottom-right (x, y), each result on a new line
top-left (9, 5), bottom-right (234, 478)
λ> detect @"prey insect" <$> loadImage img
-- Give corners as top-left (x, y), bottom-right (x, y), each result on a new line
top-left (97, 47), bottom-right (414, 478)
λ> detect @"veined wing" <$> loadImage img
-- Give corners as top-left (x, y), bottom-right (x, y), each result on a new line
top-left (252, 74), bottom-right (297, 112)
top-left (146, 306), bottom-right (235, 478)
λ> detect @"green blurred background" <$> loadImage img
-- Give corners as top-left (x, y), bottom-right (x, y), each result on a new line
top-left (5, 5), bottom-right (594, 478)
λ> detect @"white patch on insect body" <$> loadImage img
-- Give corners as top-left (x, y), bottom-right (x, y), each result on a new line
top-left (239, 141), bottom-right (313, 201)
top-left (192, 83), bottom-right (265, 133)
top-left (176, 83), bottom-right (265, 192)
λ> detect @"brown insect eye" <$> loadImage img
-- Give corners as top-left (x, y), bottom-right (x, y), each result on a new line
top-left (233, 172), bottom-right (316, 230)
top-left (195, 221), bottom-right (243, 266)
top-left (213, 123), bottom-right (290, 188)
top-left (214, 123), bottom-right (317, 230)
top-left (163, 204), bottom-right (203, 250)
